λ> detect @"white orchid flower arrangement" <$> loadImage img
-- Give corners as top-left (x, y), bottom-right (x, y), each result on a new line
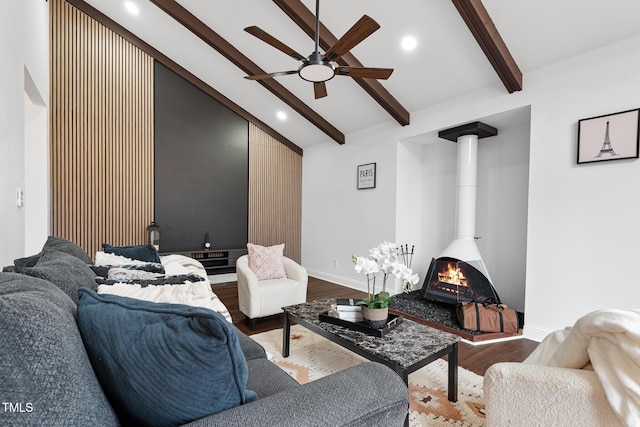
top-left (352, 242), bottom-right (420, 309)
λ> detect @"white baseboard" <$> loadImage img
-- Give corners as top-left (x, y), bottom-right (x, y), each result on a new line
top-left (523, 324), bottom-right (551, 342)
top-left (208, 273), bottom-right (237, 284)
top-left (307, 270), bottom-right (407, 295)
top-left (307, 269), bottom-right (367, 293)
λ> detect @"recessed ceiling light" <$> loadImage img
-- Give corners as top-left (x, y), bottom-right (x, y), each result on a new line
top-left (124, 1), bottom-right (139, 15)
top-left (276, 111), bottom-right (287, 121)
top-left (401, 36), bottom-right (417, 51)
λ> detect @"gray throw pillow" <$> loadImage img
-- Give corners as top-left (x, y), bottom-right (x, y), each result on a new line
top-left (0, 272), bottom-right (118, 426)
top-left (3, 250), bottom-right (97, 304)
top-left (14, 236), bottom-right (93, 267)
top-left (13, 252), bottom-right (42, 267)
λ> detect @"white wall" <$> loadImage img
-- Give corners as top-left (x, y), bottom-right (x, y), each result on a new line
top-left (302, 122), bottom-right (399, 289)
top-left (475, 123), bottom-right (530, 312)
top-left (395, 139), bottom-right (427, 295)
top-left (24, 70), bottom-right (50, 255)
top-left (0, 0), bottom-right (49, 266)
top-left (302, 34), bottom-right (640, 340)
top-left (523, 36), bottom-right (640, 340)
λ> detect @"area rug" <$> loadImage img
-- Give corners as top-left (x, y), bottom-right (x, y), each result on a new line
top-left (250, 325), bottom-right (486, 427)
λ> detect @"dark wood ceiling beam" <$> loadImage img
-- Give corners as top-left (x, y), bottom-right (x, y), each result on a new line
top-left (273, 0), bottom-right (410, 126)
top-left (150, 0), bottom-right (345, 145)
top-left (451, 0), bottom-right (522, 93)
top-left (64, 0), bottom-right (304, 155)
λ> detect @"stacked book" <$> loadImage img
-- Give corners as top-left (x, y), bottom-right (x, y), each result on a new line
top-left (328, 298), bottom-right (363, 322)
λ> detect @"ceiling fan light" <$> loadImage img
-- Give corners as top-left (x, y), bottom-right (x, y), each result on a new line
top-left (299, 63), bottom-right (335, 83)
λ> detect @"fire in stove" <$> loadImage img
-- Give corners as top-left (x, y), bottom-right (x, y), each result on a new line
top-left (437, 263), bottom-right (468, 287)
top-left (422, 257), bottom-right (501, 305)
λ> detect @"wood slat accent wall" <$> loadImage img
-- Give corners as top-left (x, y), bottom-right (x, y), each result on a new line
top-left (51, 0), bottom-right (302, 263)
top-left (249, 124), bottom-right (302, 263)
top-left (50, 0), bottom-right (154, 258)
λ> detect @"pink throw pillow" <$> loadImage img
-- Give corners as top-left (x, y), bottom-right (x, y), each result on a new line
top-left (247, 243), bottom-right (287, 280)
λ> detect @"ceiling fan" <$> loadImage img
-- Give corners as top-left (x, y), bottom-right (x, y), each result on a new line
top-left (244, 0), bottom-right (393, 99)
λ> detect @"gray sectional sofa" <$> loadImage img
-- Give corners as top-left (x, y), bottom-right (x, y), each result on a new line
top-left (0, 238), bottom-right (409, 426)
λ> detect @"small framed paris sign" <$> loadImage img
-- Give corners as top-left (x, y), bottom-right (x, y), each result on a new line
top-left (577, 108), bottom-right (640, 164)
top-left (357, 162), bottom-right (376, 189)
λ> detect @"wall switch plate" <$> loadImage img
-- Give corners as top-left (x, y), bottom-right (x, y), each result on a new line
top-left (332, 259), bottom-right (338, 267)
top-left (16, 188), bottom-right (24, 208)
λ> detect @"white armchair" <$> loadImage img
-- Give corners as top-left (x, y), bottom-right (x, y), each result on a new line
top-left (484, 362), bottom-right (624, 426)
top-left (484, 308), bottom-right (639, 426)
top-left (236, 255), bottom-right (308, 330)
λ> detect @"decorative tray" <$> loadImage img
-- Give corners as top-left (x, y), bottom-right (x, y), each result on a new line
top-left (318, 311), bottom-right (403, 337)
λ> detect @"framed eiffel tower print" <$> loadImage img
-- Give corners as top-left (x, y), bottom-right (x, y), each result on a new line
top-left (577, 108), bottom-right (640, 164)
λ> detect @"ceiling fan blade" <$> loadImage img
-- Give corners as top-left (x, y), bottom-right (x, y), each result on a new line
top-left (314, 81), bottom-right (327, 99)
top-left (244, 26), bottom-right (306, 61)
top-left (336, 66), bottom-right (394, 80)
top-left (324, 15), bottom-right (380, 62)
top-left (244, 70), bottom-right (298, 80)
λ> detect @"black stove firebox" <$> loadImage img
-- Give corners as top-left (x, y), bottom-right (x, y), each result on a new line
top-left (422, 257), bottom-right (501, 305)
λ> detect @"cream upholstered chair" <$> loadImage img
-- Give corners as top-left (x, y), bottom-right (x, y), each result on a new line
top-left (484, 362), bottom-right (624, 426)
top-left (236, 254), bottom-right (308, 330)
top-left (483, 308), bottom-right (637, 427)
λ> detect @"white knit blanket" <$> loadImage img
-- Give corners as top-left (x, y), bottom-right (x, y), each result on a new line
top-left (96, 281), bottom-right (232, 323)
top-left (525, 309), bottom-right (640, 426)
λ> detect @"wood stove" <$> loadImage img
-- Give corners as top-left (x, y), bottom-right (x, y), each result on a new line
top-left (422, 257), bottom-right (501, 305)
top-left (427, 122), bottom-right (502, 305)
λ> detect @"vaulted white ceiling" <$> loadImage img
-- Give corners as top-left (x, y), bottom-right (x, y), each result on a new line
top-left (82, 0), bottom-right (640, 148)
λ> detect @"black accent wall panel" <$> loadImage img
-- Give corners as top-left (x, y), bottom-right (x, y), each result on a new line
top-left (154, 61), bottom-right (248, 252)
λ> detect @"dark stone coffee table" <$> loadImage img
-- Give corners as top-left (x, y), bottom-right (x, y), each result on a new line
top-left (282, 298), bottom-right (460, 400)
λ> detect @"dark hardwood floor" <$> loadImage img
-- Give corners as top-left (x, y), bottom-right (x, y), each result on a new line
top-left (213, 276), bottom-right (538, 376)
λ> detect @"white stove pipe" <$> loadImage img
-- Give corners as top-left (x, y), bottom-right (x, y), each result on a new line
top-left (439, 133), bottom-right (493, 283)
